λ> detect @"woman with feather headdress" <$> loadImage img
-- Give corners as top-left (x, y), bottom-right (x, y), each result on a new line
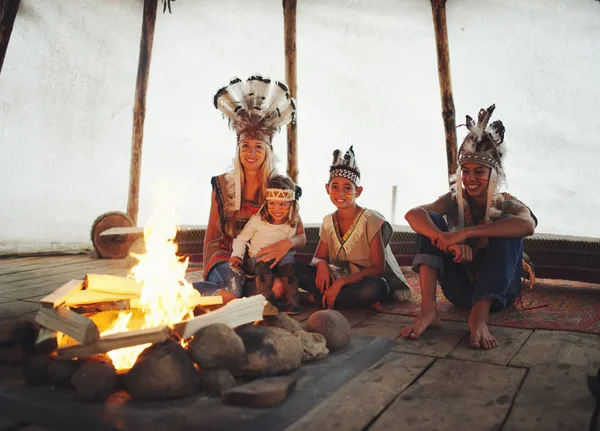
top-left (192, 76), bottom-right (306, 303)
top-left (399, 105), bottom-right (537, 350)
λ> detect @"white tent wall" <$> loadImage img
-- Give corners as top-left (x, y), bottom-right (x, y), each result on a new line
top-left (0, 0), bottom-right (598, 255)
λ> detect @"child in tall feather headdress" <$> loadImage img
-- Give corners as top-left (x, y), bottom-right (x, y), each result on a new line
top-left (295, 146), bottom-right (411, 309)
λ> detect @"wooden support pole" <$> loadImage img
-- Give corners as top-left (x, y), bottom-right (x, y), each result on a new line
top-left (283, 0), bottom-right (298, 183)
top-left (430, 0), bottom-right (458, 185)
top-left (127, 0), bottom-right (158, 226)
top-left (0, 0), bottom-right (21, 74)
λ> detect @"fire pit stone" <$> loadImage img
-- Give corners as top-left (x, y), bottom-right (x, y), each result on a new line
top-left (198, 368), bottom-right (238, 397)
top-left (71, 362), bottom-right (117, 401)
top-left (262, 313), bottom-right (304, 333)
top-left (305, 310), bottom-right (351, 352)
top-left (188, 323), bottom-right (246, 370)
top-left (293, 330), bottom-right (329, 362)
top-left (125, 339), bottom-right (199, 400)
top-left (234, 325), bottom-right (303, 378)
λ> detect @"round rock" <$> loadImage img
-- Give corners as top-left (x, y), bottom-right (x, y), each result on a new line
top-left (305, 310), bottom-right (351, 352)
top-left (188, 324), bottom-right (247, 370)
top-left (125, 340), bottom-right (199, 400)
top-left (198, 369), bottom-right (238, 397)
top-left (71, 362), bottom-right (117, 401)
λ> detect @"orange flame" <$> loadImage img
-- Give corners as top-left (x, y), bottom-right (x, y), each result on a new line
top-left (102, 200), bottom-right (201, 370)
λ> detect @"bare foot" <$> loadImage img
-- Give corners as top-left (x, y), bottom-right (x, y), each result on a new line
top-left (468, 300), bottom-right (498, 349)
top-left (400, 307), bottom-right (442, 339)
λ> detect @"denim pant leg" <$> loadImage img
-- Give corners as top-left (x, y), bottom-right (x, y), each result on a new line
top-left (411, 212), bottom-right (474, 310)
top-left (278, 252), bottom-right (295, 267)
top-left (473, 237), bottom-right (524, 312)
top-left (192, 261), bottom-right (244, 298)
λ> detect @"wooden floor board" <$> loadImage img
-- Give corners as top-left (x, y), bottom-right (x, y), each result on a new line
top-left (0, 255), bottom-right (90, 276)
top-left (0, 259), bottom-right (126, 284)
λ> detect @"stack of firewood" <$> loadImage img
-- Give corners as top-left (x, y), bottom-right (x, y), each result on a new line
top-left (34, 274), bottom-right (266, 360)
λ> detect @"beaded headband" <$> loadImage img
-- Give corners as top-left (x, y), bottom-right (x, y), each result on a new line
top-left (266, 188), bottom-right (295, 201)
top-left (329, 146), bottom-right (361, 186)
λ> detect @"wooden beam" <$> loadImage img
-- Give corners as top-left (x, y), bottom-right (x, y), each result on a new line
top-left (35, 307), bottom-right (100, 346)
top-left (430, 0), bottom-right (458, 184)
top-left (0, 0), bottom-right (20, 74)
top-left (283, 0), bottom-right (298, 183)
top-left (55, 325), bottom-right (171, 359)
top-left (127, 0), bottom-right (158, 226)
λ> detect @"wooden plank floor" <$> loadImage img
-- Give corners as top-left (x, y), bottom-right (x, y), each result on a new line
top-left (0, 255), bottom-right (598, 431)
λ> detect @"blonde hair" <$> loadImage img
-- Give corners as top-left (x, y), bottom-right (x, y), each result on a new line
top-left (259, 175), bottom-right (300, 227)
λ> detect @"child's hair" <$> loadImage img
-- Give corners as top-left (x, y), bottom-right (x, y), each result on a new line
top-left (260, 175), bottom-right (301, 227)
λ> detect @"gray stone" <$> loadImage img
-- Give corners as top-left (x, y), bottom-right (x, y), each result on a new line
top-left (125, 340), bottom-right (199, 400)
top-left (48, 360), bottom-right (81, 387)
top-left (23, 355), bottom-right (55, 386)
top-left (234, 325), bottom-right (303, 377)
top-left (0, 319), bottom-right (36, 345)
top-left (305, 310), bottom-right (351, 352)
top-left (188, 323), bottom-right (247, 370)
top-left (71, 362), bottom-right (117, 401)
top-left (198, 368), bottom-right (238, 396)
top-left (263, 313), bottom-right (305, 333)
top-left (294, 330), bottom-right (328, 362)
top-left (0, 344), bottom-right (24, 364)
top-left (222, 374), bottom-right (298, 408)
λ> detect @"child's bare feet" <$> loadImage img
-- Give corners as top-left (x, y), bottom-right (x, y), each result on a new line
top-left (468, 300), bottom-right (498, 349)
top-left (400, 307), bottom-right (442, 339)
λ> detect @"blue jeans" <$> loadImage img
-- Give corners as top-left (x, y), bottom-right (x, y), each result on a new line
top-left (192, 261), bottom-right (244, 298)
top-left (412, 212), bottom-right (523, 312)
top-left (295, 262), bottom-right (390, 309)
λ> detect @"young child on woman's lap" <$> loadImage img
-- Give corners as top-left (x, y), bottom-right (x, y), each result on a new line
top-left (229, 175), bottom-right (302, 314)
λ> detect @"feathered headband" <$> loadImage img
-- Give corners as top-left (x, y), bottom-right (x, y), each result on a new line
top-left (453, 104), bottom-right (507, 228)
top-left (330, 146), bottom-right (360, 186)
top-left (214, 76), bottom-right (296, 144)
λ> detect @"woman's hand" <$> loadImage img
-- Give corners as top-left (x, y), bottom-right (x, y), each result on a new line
top-left (256, 240), bottom-right (293, 268)
top-left (447, 244), bottom-right (473, 263)
top-left (229, 256), bottom-right (242, 268)
top-left (315, 261), bottom-right (333, 294)
top-left (322, 279), bottom-right (345, 309)
top-left (432, 230), bottom-right (469, 252)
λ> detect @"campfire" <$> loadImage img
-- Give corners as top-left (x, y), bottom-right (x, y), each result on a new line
top-left (23, 210), bottom-right (342, 405)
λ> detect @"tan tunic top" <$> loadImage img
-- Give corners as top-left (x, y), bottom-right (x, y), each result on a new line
top-left (319, 208), bottom-right (408, 289)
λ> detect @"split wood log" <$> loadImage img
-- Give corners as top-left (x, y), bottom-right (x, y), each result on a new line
top-left (172, 294), bottom-right (266, 339)
top-left (39, 279), bottom-right (83, 308)
top-left (84, 273), bottom-right (142, 296)
top-left (283, 0), bottom-right (298, 183)
top-left (55, 325), bottom-right (171, 360)
top-left (90, 211), bottom-right (136, 259)
top-left (35, 327), bottom-right (60, 354)
top-left (35, 307), bottom-right (100, 346)
top-left (62, 290), bottom-right (138, 307)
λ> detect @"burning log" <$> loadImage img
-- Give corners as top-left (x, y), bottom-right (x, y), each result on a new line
top-left (35, 307), bottom-right (100, 346)
top-left (84, 273), bottom-right (142, 296)
top-left (55, 325), bottom-right (171, 360)
top-left (63, 290), bottom-right (139, 306)
top-left (173, 295), bottom-right (266, 339)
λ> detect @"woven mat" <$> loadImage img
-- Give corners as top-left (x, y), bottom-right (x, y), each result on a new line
top-left (374, 268), bottom-right (600, 335)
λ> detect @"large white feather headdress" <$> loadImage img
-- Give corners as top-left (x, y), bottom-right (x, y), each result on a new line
top-left (452, 104), bottom-right (507, 228)
top-left (214, 76), bottom-right (296, 144)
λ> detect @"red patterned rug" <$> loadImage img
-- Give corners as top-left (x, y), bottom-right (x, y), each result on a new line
top-left (374, 269), bottom-right (600, 335)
